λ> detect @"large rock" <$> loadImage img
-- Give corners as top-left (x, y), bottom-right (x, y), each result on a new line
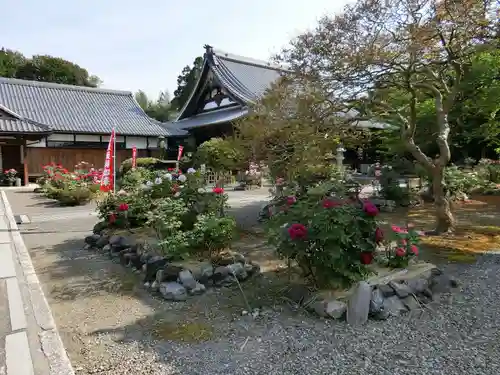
top-left (389, 281), bottom-right (413, 298)
top-left (188, 282), bottom-right (206, 296)
top-left (382, 295), bottom-right (408, 317)
top-left (227, 262), bottom-right (248, 281)
top-left (325, 300), bottom-right (347, 319)
top-left (84, 234), bottom-right (101, 246)
top-left (159, 282), bottom-right (187, 301)
top-left (109, 235), bottom-right (133, 251)
top-left (369, 287), bottom-right (385, 315)
top-left (212, 251), bottom-right (246, 266)
top-left (407, 278), bottom-right (429, 294)
top-left (346, 281), bottom-right (372, 326)
top-left (194, 263), bottom-right (213, 284)
top-left (156, 265), bottom-right (183, 283)
top-left (178, 270), bottom-right (197, 290)
top-left (144, 257), bottom-right (168, 283)
top-left (96, 236), bottom-right (109, 249)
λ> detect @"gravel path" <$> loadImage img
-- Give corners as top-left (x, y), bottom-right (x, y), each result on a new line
top-left (147, 254), bottom-right (499, 375)
top-left (7, 191), bottom-right (500, 375)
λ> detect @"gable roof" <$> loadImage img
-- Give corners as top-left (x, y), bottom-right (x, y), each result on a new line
top-left (175, 45), bottom-right (286, 126)
top-left (0, 77), bottom-right (173, 137)
top-left (0, 105), bottom-right (52, 134)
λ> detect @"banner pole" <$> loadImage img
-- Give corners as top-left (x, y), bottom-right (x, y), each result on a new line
top-left (112, 126), bottom-right (116, 194)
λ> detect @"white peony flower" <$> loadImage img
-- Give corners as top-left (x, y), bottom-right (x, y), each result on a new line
top-left (155, 177), bottom-right (163, 184)
top-left (187, 168), bottom-right (196, 174)
top-left (117, 189), bottom-right (127, 196)
top-left (178, 174), bottom-right (187, 182)
top-left (197, 187), bottom-right (206, 194)
top-left (146, 181), bottom-right (153, 186)
top-left (174, 192), bottom-right (181, 197)
top-left (163, 173), bottom-right (172, 181)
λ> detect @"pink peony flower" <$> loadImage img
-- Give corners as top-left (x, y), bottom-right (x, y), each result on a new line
top-left (118, 203), bottom-right (129, 212)
top-left (322, 199), bottom-right (340, 209)
top-left (410, 245), bottom-right (419, 256)
top-left (286, 196), bottom-right (297, 205)
top-left (375, 227), bottom-right (384, 243)
top-left (391, 225), bottom-right (408, 234)
top-left (395, 248), bottom-right (406, 257)
top-left (363, 201), bottom-right (378, 217)
top-left (288, 223), bottom-right (308, 240)
top-left (212, 187), bottom-right (224, 195)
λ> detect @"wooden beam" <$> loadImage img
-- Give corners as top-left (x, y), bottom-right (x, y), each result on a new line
top-left (22, 140), bottom-right (28, 186)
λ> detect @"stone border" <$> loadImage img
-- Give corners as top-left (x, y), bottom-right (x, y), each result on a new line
top-left (85, 230), bottom-right (262, 302)
top-left (1, 191), bottom-right (75, 375)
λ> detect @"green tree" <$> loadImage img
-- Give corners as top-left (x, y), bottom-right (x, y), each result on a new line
top-left (276, 0), bottom-right (497, 233)
top-left (0, 48), bottom-right (101, 87)
top-left (171, 56), bottom-right (203, 111)
top-left (0, 48), bottom-right (26, 77)
top-left (135, 90), bottom-right (174, 122)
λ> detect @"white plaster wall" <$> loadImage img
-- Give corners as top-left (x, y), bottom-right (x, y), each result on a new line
top-left (27, 138), bottom-right (47, 147)
top-left (75, 134), bottom-right (100, 142)
top-left (125, 136), bottom-right (149, 149)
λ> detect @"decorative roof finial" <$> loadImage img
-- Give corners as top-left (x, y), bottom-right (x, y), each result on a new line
top-left (203, 44), bottom-right (213, 55)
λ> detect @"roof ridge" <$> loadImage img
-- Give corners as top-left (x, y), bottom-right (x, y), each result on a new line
top-left (211, 48), bottom-right (288, 72)
top-left (0, 77), bottom-right (132, 96)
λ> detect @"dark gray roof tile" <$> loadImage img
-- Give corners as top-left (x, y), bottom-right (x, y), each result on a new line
top-left (176, 106), bottom-right (248, 129)
top-left (0, 77), bottom-right (172, 136)
top-left (0, 118), bottom-right (51, 133)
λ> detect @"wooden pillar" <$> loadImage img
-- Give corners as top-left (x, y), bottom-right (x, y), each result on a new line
top-left (22, 139), bottom-right (28, 186)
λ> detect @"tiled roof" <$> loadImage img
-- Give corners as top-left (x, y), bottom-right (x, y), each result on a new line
top-left (176, 106), bottom-right (248, 130)
top-left (0, 77), bottom-right (172, 136)
top-left (0, 118), bottom-right (51, 133)
top-left (207, 48), bottom-right (286, 104)
top-left (150, 118), bottom-right (188, 136)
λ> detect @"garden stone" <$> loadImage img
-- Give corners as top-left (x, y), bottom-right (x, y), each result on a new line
top-left (144, 257), bottom-right (168, 283)
top-left (212, 251), bottom-right (246, 266)
top-left (178, 270), bottom-right (197, 290)
top-left (378, 283), bottom-right (396, 297)
top-left (429, 274), bottom-right (453, 293)
top-left (109, 235), bottom-right (133, 251)
top-left (93, 221), bottom-right (108, 235)
top-left (195, 263), bottom-right (214, 284)
top-left (389, 281), bottom-right (412, 298)
top-left (310, 300), bottom-right (328, 317)
top-left (227, 262), bottom-right (248, 281)
top-left (96, 236), bottom-right (109, 249)
top-left (150, 280), bottom-right (160, 292)
top-left (382, 295), bottom-right (408, 317)
top-left (245, 261), bottom-right (261, 276)
top-left (346, 281), bottom-right (371, 326)
top-left (84, 234), bottom-right (101, 246)
top-left (159, 265), bottom-right (184, 282)
top-left (102, 244), bottom-right (111, 253)
top-left (159, 282), bottom-right (187, 301)
top-left (369, 288), bottom-right (385, 314)
top-left (407, 278), bottom-right (429, 294)
top-left (402, 295), bottom-right (420, 310)
top-left (129, 254), bottom-right (143, 270)
top-left (213, 266), bottom-right (231, 284)
top-left (188, 282), bottom-right (206, 295)
top-left (119, 250), bottom-right (135, 266)
top-left (325, 300), bottom-right (347, 319)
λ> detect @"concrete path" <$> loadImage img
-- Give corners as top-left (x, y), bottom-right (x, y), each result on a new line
top-left (0, 191), bottom-right (74, 375)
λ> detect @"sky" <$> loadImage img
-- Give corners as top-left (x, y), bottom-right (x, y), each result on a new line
top-left (0, 0), bottom-right (352, 100)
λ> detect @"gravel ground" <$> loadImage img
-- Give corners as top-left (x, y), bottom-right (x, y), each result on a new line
top-left (7, 191), bottom-right (500, 375)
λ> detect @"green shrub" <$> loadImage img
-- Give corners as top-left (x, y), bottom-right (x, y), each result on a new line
top-left (119, 167), bottom-right (155, 190)
top-left (266, 183), bottom-right (380, 288)
top-left (194, 138), bottom-right (243, 172)
top-left (57, 187), bottom-right (92, 206)
top-left (379, 167), bottom-right (410, 205)
top-left (120, 157), bottom-right (168, 175)
top-left (190, 214), bottom-right (236, 255)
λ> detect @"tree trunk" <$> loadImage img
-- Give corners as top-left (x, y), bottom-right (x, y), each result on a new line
top-left (431, 166), bottom-right (455, 233)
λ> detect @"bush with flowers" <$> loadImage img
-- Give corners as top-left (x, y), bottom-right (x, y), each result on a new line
top-left (376, 224), bottom-right (420, 268)
top-left (266, 181), bottom-right (382, 288)
top-left (3, 168), bottom-right (18, 186)
top-left (96, 167), bottom-right (235, 259)
top-left (38, 162), bottom-right (102, 205)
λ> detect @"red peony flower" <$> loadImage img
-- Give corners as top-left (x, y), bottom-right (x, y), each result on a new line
top-left (118, 203), bottom-right (129, 212)
top-left (410, 245), bottom-right (419, 256)
top-left (212, 187), bottom-right (224, 195)
top-left (109, 213), bottom-right (117, 224)
top-left (375, 227), bottom-right (384, 243)
top-left (395, 248), bottom-right (406, 257)
top-left (171, 184), bottom-right (180, 193)
top-left (288, 223), bottom-right (308, 240)
top-left (322, 199), bottom-right (340, 209)
top-left (391, 225), bottom-right (408, 234)
top-left (360, 251), bottom-right (374, 265)
top-left (363, 201), bottom-right (378, 216)
top-left (286, 196), bottom-right (297, 205)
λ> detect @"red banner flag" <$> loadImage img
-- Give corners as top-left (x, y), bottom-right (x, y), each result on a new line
top-left (177, 145), bottom-right (184, 161)
top-left (132, 146), bottom-right (137, 169)
top-left (100, 129), bottom-right (115, 192)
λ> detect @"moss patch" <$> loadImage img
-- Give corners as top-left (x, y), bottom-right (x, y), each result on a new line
top-left (151, 320), bottom-right (214, 342)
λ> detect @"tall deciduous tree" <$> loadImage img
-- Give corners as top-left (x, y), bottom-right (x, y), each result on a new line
top-left (277, 0), bottom-right (498, 233)
top-left (135, 90), bottom-right (174, 122)
top-left (171, 57), bottom-right (203, 111)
